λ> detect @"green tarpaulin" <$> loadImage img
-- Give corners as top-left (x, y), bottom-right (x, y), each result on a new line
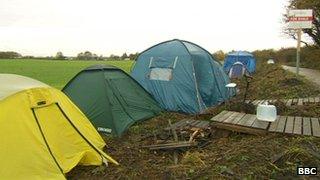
top-left (63, 65), bottom-right (162, 136)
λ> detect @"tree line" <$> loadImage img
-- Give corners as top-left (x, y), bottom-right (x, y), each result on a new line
top-left (0, 51), bottom-right (139, 61)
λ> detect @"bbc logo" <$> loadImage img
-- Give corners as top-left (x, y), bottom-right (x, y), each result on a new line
top-left (297, 167), bottom-right (317, 175)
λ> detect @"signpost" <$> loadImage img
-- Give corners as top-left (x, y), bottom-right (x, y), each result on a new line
top-left (288, 9), bottom-right (313, 75)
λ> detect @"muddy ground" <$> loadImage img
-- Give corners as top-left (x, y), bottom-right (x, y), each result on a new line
top-left (68, 63), bottom-right (320, 179)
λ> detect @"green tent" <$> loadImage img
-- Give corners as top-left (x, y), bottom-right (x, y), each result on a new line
top-left (63, 65), bottom-right (162, 136)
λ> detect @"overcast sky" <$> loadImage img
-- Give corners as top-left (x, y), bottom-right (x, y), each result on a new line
top-left (0, 0), bottom-right (297, 56)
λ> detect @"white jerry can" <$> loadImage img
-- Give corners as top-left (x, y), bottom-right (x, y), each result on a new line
top-left (256, 103), bottom-right (277, 122)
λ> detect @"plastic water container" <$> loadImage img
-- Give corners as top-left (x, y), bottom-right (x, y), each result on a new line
top-left (256, 103), bottom-right (277, 122)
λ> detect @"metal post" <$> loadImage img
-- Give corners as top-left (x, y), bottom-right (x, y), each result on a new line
top-left (296, 28), bottom-right (302, 76)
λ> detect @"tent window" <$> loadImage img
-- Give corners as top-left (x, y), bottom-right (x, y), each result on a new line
top-left (149, 68), bottom-right (172, 81)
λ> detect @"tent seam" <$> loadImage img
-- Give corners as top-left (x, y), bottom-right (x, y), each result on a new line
top-left (55, 103), bottom-right (109, 162)
top-left (31, 108), bottom-right (65, 177)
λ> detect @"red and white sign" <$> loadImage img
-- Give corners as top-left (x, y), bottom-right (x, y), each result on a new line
top-left (288, 9), bottom-right (313, 29)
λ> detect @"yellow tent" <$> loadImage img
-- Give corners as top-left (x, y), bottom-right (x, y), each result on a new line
top-left (0, 74), bottom-right (118, 180)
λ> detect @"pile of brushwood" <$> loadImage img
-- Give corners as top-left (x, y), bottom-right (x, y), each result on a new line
top-left (68, 62), bottom-right (320, 179)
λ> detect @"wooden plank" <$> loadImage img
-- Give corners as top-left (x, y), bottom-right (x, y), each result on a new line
top-left (285, 99), bottom-right (293, 106)
top-left (284, 116), bottom-right (294, 134)
top-left (270, 99), bottom-right (277, 103)
top-left (315, 97), bottom-right (320, 103)
top-left (210, 111), bottom-right (228, 121)
top-left (143, 141), bottom-right (198, 150)
top-left (280, 99), bottom-right (286, 103)
top-left (222, 112), bottom-right (240, 123)
top-left (196, 121), bottom-right (210, 129)
top-left (252, 100), bottom-right (260, 105)
top-left (297, 98), bottom-right (303, 106)
top-left (165, 119), bottom-right (187, 130)
top-left (309, 97), bottom-right (315, 103)
top-left (229, 113), bottom-right (246, 124)
top-left (268, 116), bottom-right (280, 132)
top-left (293, 117), bottom-right (302, 135)
top-left (303, 98), bottom-right (309, 103)
top-left (260, 100), bottom-right (267, 104)
top-left (192, 120), bottom-right (202, 127)
top-left (302, 117), bottom-right (312, 136)
top-left (189, 120), bottom-right (199, 126)
top-left (292, 98), bottom-right (298, 104)
top-left (215, 111), bottom-right (235, 122)
top-left (176, 120), bottom-right (187, 128)
top-left (257, 100), bottom-right (264, 105)
top-left (274, 116), bottom-right (287, 133)
top-left (236, 114), bottom-right (253, 126)
top-left (311, 118), bottom-right (320, 137)
top-left (211, 122), bottom-right (267, 135)
top-left (267, 99), bottom-right (274, 104)
top-left (242, 115), bottom-right (258, 127)
top-left (251, 119), bottom-right (270, 130)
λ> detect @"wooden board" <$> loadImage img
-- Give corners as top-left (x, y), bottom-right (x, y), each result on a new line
top-left (196, 121), bottom-right (210, 129)
top-left (249, 96), bottom-right (320, 107)
top-left (251, 119), bottom-right (270, 130)
top-left (223, 112), bottom-right (241, 123)
top-left (285, 99), bottom-right (293, 106)
top-left (284, 116), bottom-right (294, 134)
top-left (292, 98), bottom-right (298, 104)
top-left (302, 117), bottom-right (312, 136)
top-left (236, 114), bottom-right (253, 126)
top-left (143, 141), bottom-right (198, 150)
top-left (270, 99), bottom-right (277, 103)
top-left (210, 111), bottom-right (229, 122)
top-left (241, 115), bottom-right (257, 127)
top-left (268, 116), bottom-right (281, 132)
top-left (165, 119), bottom-right (210, 131)
top-left (309, 97), bottom-right (315, 103)
top-left (311, 118), bottom-right (320, 137)
top-left (166, 120), bottom-right (186, 130)
top-left (211, 111), bottom-right (320, 137)
top-left (211, 121), bottom-right (267, 135)
top-left (274, 116), bottom-right (287, 133)
top-left (293, 117), bottom-right (302, 135)
top-left (230, 113), bottom-right (246, 124)
top-left (252, 100), bottom-right (260, 106)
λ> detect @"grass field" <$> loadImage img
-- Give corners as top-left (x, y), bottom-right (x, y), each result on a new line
top-left (0, 59), bottom-right (134, 89)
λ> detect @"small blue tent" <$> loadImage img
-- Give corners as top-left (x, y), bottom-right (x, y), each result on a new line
top-left (223, 51), bottom-right (256, 74)
top-left (131, 39), bottom-right (232, 114)
top-left (228, 62), bottom-right (248, 78)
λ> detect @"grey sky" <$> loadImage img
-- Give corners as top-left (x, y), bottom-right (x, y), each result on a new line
top-left (0, 0), bottom-right (296, 56)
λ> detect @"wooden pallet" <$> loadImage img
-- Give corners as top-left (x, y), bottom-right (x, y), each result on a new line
top-left (211, 111), bottom-right (320, 137)
top-left (164, 119), bottom-right (210, 131)
top-left (245, 96), bottom-right (320, 106)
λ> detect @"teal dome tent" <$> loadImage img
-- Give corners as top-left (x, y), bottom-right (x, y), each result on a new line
top-left (131, 39), bottom-right (232, 114)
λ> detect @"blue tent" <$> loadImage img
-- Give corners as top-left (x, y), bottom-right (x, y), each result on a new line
top-left (223, 51), bottom-right (256, 74)
top-left (131, 39), bottom-right (232, 114)
top-left (228, 62), bottom-right (248, 78)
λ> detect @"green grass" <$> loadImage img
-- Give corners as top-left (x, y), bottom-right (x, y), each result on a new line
top-left (0, 59), bottom-right (134, 89)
